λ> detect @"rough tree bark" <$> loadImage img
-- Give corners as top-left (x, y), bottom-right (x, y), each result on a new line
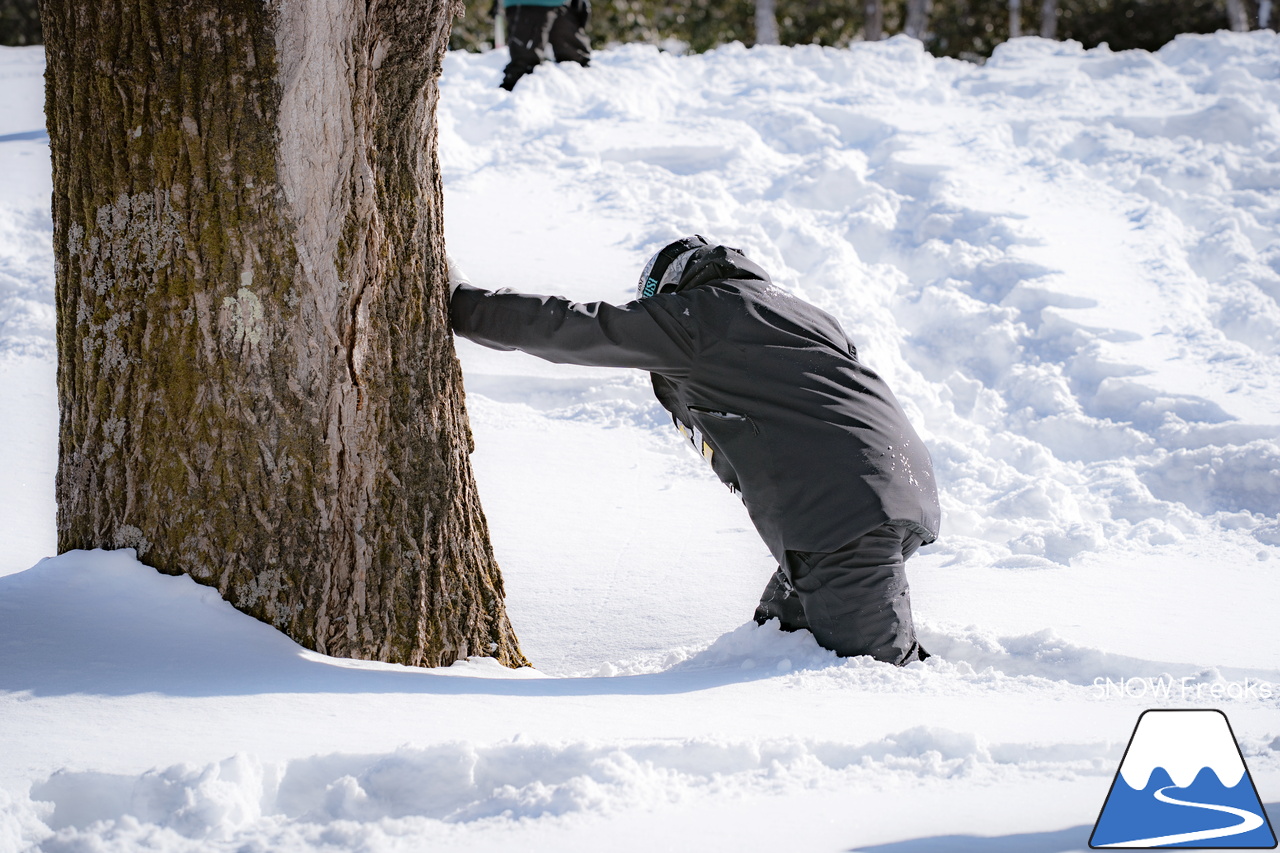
top-left (904, 0), bottom-right (931, 40)
top-left (41, 0), bottom-right (528, 668)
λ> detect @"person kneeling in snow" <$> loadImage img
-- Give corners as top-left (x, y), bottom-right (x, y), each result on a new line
top-left (448, 236), bottom-right (940, 665)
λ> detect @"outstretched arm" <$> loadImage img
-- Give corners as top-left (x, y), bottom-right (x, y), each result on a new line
top-left (449, 281), bottom-right (698, 375)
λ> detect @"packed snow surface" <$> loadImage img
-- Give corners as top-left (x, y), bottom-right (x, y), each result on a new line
top-left (2, 31), bottom-right (1279, 852)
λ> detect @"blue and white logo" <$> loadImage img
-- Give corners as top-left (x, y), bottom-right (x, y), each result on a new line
top-left (1091, 709), bottom-right (1276, 848)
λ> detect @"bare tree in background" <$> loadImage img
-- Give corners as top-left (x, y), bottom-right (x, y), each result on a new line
top-left (1040, 0), bottom-right (1058, 38)
top-left (493, 0), bottom-right (507, 47)
top-left (1260, 0), bottom-right (1273, 29)
top-left (1008, 0), bottom-right (1022, 37)
top-left (41, 0), bottom-right (528, 669)
top-left (865, 0), bottom-right (884, 40)
top-left (905, 0), bottom-right (931, 40)
top-left (1225, 0), bottom-right (1250, 29)
top-left (755, 0), bottom-right (779, 44)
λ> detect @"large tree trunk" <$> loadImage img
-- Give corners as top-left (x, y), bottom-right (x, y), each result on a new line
top-left (41, 0), bottom-right (528, 668)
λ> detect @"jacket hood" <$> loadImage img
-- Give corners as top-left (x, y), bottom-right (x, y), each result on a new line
top-left (671, 245), bottom-right (771, 292)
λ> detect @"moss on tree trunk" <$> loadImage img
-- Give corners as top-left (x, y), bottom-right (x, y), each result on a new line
top-left (42, 0), bottom-right (527, 667)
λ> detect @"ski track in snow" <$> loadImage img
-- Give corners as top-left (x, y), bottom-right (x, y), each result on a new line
top-left (2, 32), bottom-right (1280, 853)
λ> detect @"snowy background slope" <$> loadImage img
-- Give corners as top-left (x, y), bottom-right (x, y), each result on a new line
top-left (2, 32), bottom-right (1279, 852)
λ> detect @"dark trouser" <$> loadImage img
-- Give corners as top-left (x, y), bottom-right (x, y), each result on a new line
top-left (753, 524), bottom-right (928, 666)
top-left (501, 2), bottom-right (592, 91)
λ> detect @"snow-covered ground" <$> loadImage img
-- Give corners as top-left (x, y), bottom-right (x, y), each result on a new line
top-left (2, 31), bottom-right (1279, 852)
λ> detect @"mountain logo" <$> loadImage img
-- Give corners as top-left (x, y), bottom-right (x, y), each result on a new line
top-left (1090, 709), bottom-right (1276, 848)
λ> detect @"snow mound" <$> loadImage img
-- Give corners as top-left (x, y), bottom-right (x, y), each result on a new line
top-left (4, 729), bottom-right (1117, 853)
top-left (1137, 440), bottom-right (1280, 516)
top-left (0, 551), bottom-right (548, 699)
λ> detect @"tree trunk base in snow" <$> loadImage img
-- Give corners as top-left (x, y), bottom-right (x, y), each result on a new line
top-left (43, 0), bottom-right (528, 669)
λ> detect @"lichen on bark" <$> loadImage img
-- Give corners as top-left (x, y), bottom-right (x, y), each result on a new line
top-left (44, 0), bottom-right (527, 668)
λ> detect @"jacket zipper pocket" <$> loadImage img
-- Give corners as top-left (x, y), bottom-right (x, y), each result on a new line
top-left (688, 405), bottom-right (758, 434)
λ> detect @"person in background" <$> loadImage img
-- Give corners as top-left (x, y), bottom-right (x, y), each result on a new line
top-left (499, 0), bottom-right (591, 91)
top-left (447, 236), bottom-right (941, 665)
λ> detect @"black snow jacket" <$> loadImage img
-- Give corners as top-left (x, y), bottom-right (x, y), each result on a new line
top-left (450, 246), bottom-right (940, 564)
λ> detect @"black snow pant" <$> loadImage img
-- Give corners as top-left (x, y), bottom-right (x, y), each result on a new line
top-left (753, 524), bottom-right (928, 666)
top-left (500, 2), bottom-right (591, 91)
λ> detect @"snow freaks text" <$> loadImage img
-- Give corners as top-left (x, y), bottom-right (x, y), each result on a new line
top-left (1093, 677), bottom-right (1277, 701)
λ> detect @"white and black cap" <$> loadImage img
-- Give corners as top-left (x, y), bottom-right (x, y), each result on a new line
top-left (635, 235), bottom-right (709, 300)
